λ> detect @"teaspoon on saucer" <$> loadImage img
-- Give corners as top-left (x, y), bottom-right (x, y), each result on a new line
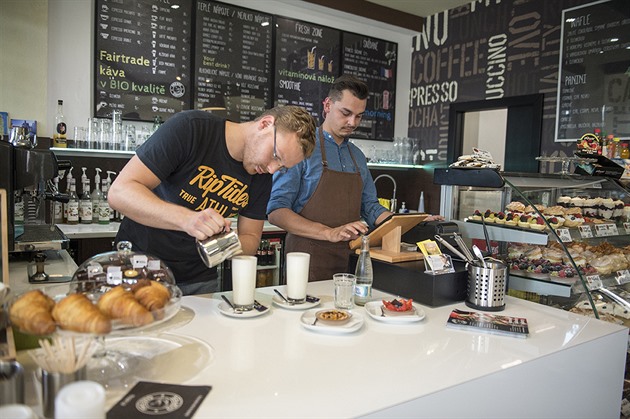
top-left (221, 295), bottom-right (243, 314)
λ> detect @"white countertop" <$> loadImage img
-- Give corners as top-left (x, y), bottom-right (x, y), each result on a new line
top-left (8, 282), bottom-right (611, 418)
top-left (57, 219), bottom-right (284, 239)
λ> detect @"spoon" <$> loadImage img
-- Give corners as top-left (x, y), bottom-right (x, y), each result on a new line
top-left (472, 245), bottom-right (487, 269)
top-left (274, 289), bottom-right (293, 305)
top-left (221, 295), bottom-right (243, 314)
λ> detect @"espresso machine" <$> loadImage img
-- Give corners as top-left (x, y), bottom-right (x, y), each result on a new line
top-left (0, 138), bottom-right (70, 254)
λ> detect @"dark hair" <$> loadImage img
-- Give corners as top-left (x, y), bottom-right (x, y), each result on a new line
top-left (328, 74), bottom-right (369, 101)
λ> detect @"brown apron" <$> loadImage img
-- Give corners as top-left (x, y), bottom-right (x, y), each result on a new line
top-left (285, 127), bottom-right (363, 281)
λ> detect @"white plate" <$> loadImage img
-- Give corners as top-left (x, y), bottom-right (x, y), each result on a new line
top-left (218, 301), bottom-right (269, 318)
top-left (300, 309), bottom-right (364, 334)
top-left (365, 301), bottom-right (426, 323)
top-left (272, 294), bottom-right (321, 310)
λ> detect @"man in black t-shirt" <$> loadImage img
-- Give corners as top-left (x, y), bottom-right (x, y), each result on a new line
top-left (108, 106), bottom-right (316, 295)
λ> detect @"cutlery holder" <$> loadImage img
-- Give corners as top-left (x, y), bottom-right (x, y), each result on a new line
top-left (466, 261), bottom-right (507, 311)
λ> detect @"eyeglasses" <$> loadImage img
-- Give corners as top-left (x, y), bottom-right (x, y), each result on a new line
top-left (272, 125), bottom-right (287, 174)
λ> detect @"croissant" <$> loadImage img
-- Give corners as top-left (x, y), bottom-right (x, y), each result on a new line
top-left (52, 293), bottom-right (112, 335)
top-left (9, 290), bottom-right (56, 335)
top-left (97, 286), bottom-right (154, 327)
top-left (132, 280), bottom-right (171, 311)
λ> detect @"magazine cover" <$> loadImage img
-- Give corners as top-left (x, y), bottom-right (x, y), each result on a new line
top-left (446, 309), bottom-right (529, 338)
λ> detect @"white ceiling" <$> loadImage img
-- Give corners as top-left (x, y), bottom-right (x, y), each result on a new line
top-left (365, 0), bottom-right (472, 18)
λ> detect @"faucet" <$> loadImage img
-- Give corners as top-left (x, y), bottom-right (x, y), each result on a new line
top-left (374, 174), bottom-right (397, 213)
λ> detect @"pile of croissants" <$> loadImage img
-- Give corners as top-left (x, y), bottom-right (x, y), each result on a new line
top-left (9, 279), bottom-right (171, 335)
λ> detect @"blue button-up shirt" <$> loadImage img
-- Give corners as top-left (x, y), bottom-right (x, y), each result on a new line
top-left (267, 129), bottom-right (387, 229)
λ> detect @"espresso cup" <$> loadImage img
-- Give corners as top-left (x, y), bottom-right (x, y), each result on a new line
top-left (286, 252), bottom-right (310, 303)
top-left (231, 255), bottom-right (257, 311)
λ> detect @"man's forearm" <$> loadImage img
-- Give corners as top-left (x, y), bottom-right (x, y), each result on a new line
top-left (268, 208), bottom-right (330, 241)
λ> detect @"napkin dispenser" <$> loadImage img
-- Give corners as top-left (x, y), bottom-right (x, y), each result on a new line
top-left (401, 221), bottom-right (460, 257)
top-left (348, 255), bottom-right (467, 307)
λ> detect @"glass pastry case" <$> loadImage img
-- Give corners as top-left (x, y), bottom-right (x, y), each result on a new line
top-left (436, 168), bottom-right (630, 326)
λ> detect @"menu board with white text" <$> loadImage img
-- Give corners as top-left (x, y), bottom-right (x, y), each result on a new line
top-left (274, 17), bottom-right (340, 123)
top-left (555, 0), bottom-right (630, 141)
top-left (194, 1), bottom-right (273, 121)
top-left (94, 0), bottom-right (192, 121)
top-left (342, 32), bottom-right (397, 140)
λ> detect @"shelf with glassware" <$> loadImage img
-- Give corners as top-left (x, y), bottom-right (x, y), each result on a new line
top-left (436, 168), bottom-right (630, 326)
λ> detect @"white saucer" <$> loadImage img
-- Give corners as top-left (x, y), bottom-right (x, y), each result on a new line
top-left (218, 301), bottom-right (269, 319)
top-left (364, 301), bottom-right (426, 323)
top-left (300, 309), bottom-right (364, 334)
top-left (272, 295), bottom-right (321, 310)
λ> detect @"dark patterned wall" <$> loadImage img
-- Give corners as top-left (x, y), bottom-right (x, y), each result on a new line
top-left (408, 0), bottom-right (592, 173)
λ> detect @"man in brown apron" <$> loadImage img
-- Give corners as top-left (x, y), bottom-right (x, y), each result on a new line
top-left (267, 75), bottom-right (392, 281)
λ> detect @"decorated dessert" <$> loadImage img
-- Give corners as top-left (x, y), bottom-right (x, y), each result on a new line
top-left (382, 298), bottom-right (414, 312)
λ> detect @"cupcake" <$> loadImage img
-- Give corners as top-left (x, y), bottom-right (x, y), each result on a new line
top-left (557, 196), bottom-right (573, 208)
top-left (599, 198), bottom-right (614, 219)
top-left (470, 210), bottom-right (482, 221)
top-left (505, 213), bottom-right (518, 227)
top-left (494, 211), bottom-right (506, 224)
top-left (483, 209), bottom-right (496, 223)
top-left (518, 214), bottom-right (531, 228)
top-left (529, 216), bottom-right (547, 230)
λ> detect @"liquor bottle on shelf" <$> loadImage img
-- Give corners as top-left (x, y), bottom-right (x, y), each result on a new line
top-left (53, 99), bottom-right (67, 148)
top-left (80, 179), bottom-right (92, 224)
top-left (593, 128), bottom-right (602, 155)
top-left (98, 176), bottom-right (111, 225)
top-left (67, 179), bottom-right (79, 225)
top-left (53, 176), bottom-right (63, 224)
top-left (354, 234), bottom-right (373, 306)
top-left (91, 168), bottom-right (103, 223)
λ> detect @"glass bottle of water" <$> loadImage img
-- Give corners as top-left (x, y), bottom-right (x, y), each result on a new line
top-left (354, 235), bottom-right (373, 306)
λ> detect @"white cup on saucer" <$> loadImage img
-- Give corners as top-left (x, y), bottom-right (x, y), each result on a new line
top-left (286, 252), bottom-right (310, 304)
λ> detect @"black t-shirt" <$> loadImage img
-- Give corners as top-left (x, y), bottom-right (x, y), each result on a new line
top-left (116, 110), bottom-right (271, 284)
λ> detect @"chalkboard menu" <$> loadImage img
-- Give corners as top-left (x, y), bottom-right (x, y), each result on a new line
top-left (555, 0), bottom-right (630, 141)
top-left (194, 1), bottom-right (273, 121)
top-left (274, 17), bottom-right (340, 122)
top-left (94, 0), bottom-right (192, 121)
top-left (342, 33), bottom-right (397, 140)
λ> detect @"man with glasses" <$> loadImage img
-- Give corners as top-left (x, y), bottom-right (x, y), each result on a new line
top-left (108, 106), bottom-right (316, 295)
top-left (267, 75), bottom-right (392, 281)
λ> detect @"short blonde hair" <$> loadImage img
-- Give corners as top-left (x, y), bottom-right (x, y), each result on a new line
top-left (258, 106), bottom-right (316, 158)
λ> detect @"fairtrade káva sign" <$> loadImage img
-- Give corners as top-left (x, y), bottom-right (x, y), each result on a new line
top-left (95, 0), bottom-right (193, 121)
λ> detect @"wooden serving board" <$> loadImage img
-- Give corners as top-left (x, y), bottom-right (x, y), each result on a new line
top-left (349, 213), bottom-right (427, 263)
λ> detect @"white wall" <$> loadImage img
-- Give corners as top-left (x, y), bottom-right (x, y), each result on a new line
top-left (6, 0), bottom-right (415, 150)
